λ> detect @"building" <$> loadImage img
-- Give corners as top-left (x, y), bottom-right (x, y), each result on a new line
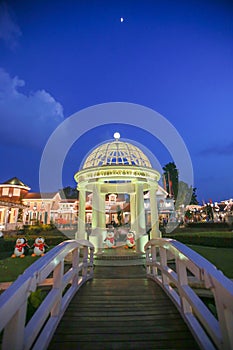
top-left (0, 177), bottom-right (30, 231)
top-left (0, 134), bottom-right (175, 238)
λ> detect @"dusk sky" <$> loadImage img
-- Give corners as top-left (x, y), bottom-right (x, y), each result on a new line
top-left (0, 0), bottom-right (233, 203)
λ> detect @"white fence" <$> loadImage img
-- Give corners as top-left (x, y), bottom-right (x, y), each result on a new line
top-left (145, 238), bottom-right (233, 350)
top-left (0, 239), bottom-right (94, 350)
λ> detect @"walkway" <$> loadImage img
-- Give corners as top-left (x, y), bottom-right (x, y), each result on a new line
top-left (48, 265), bottom-right (200, 350)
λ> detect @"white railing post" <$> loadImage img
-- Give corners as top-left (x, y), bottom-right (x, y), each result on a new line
top-left (51, 260), bottom-right (64, 317)
top-left (176, 257), bottom-right (192, 314)
top-left (89, 247), bottom-right (94, 277)
top-left (151, 245), bottom-right (157, 277)
top-left (71, 247), bottom-right (80, 285)
top-left (82, 246), bottom-right (88, 278)
top-left (160, 247), bottom-right (169, 286)
top-left (145, 248), bottom-right (150, 274)
top-left (2, 299), bottom-right (28, 350)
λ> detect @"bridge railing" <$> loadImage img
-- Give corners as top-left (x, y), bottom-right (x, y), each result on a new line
top-left (0, 239), bottom-right (94, 350)
top-left (145, 238), bottom-right (233, 350)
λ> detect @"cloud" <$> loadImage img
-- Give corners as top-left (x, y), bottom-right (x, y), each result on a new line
top-left (0, 68), bottom-right (64, 148)
top-left (0, 2), bottom-right (22, 49)
top-left (199, 142), bottom-right (233, 156)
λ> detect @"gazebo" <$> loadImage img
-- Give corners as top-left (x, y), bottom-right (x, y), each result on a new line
top-left (74, 133), bottom-right (161, 252)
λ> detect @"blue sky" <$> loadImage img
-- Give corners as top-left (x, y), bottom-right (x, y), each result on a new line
top-left (0, 0), bottom-right (233, 202)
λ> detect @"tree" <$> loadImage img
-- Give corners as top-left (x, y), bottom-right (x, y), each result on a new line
top-left (163, 162), bottom-right (179, 199)
top-left (190, 187), bottom-right (199, 205)
top-left (60, 186), bottom-right (78, 199)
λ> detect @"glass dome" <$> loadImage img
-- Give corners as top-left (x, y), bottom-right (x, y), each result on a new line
top-left (82, 134), bottom-right (152, 169)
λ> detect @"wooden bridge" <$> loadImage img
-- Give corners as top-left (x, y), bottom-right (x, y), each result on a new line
top-left (0, 238), bottom-right (233, 350)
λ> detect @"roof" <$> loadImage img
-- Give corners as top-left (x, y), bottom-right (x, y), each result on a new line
top-left (82, 136), bottom-right (152, 169)
top-left (60, 199), bottom-right (77, 203)
top-left (2, 177), bottom-right (30, 189)
top-left (24, 192), bottom-right (59, 200)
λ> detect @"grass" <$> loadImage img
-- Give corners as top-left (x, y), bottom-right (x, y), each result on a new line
top-left (172, 230), bottom-right (233, 238)
top-left (0, 255), bottom-right (41, 282)
top-left (187, 245), bottom-right (233, 279)
top-left (0, 229), bottom-right (233, 283)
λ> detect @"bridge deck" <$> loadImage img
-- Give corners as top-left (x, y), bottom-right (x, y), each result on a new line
top-left (48, 265), bottom-right (200, 350)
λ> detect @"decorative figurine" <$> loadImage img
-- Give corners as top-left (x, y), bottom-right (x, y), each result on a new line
top-left (125, 231), bottom-right (136, 249)
top-left (11, 237), bottom-right (30, 258)
top-left (31, 237), bottom-right (48, 257)
top-left (104, 231), bottom-right (116, 248)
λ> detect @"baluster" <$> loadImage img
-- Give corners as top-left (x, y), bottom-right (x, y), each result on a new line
top-left (151, 245), bottom-right (157, 277)
top-left (82, 246), bottom-right (88, 278)
top-left (89, 247), bottom-right (94, 277)
top-left (72, 247), bottom-right (79, 285)
top-left (160, 247), bottom-right (169, 286)
top-left (51, 260), bottom-right (64, 317)
top-left (176, 257), bottom-right (191, 314)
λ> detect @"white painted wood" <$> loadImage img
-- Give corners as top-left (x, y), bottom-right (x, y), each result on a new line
top-left (145, 238), bottom-right (233, 350)
top-left (0, 239), bottom-right (94, 350)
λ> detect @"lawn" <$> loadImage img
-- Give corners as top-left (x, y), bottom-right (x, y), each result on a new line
top-left (0, 228), bottom-right (233, 283)
top-left (187, 245), bottom-right (233, 279)
top-left (0, 244), bottom-right (233, 283)
top-left (0, 255), bottom-right (41, 282)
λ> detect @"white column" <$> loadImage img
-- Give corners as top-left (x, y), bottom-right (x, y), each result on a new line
top-left (150, 183), bottom-right (161, 238)
top-left (76, 186), bottom-right (86, 239)
top-left (135, 182), bottom-right (146, 252)
top-left (130, 192), bottom-right (136, 232)
top-left (91, 185), bottom-right (99, 236)
top-left (89, 183), bottom-right (105, 252)
top-left (97, 192), bottom-right (106, 251)
top-left (136, 182), bottom-right (146, 235)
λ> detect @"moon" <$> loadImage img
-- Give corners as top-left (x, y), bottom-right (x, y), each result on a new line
top-left (120, 17), bottom-right (124, 23)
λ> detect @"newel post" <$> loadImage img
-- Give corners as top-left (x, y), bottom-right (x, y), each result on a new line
top-left (2, 299), bottom-right (28, 350)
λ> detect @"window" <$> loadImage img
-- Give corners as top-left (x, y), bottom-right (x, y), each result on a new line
top-left (2, 188), bottom-right (9, 196)
top-left (13, 188), bottom-right (20, 196)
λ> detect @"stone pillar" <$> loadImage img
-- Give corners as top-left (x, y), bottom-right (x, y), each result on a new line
top-left (149, 183), bottom-right (161, 238)
top-left (76, 186), bottom-right (86, 240)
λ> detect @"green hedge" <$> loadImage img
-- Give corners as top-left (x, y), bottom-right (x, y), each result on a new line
top-left (163, 233), bottom-right (233, 248)
top-left (185, 222), bottom-right (231, 230)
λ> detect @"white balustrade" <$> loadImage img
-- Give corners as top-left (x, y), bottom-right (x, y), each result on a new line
top-left (145, 238), bottom-right (233, 350)
top-left (0, 239), bottom-right (94, 350)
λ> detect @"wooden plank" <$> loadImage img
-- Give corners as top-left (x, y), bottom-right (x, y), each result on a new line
top-left (49, 339), bottom-right (199, 350)
top-left (48, 266), bottom-right (200, 350)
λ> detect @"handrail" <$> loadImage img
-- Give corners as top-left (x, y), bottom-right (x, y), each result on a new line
top-left (0, 239), bottom-right (94, 350)
top-left (144, 238), bottom-right (233, 350)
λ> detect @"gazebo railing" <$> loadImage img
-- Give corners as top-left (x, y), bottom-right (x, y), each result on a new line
top-left (145, 238), bottom-right (233, 350)
top-left (0, 239), bottom-right (94, 350)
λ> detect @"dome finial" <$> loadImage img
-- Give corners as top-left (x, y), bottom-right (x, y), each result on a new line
top-left (113, 132), bottom-right (120, 141)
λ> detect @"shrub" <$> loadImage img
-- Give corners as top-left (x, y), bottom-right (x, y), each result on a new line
top-left (163, 232), bottom-right (233, 248)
